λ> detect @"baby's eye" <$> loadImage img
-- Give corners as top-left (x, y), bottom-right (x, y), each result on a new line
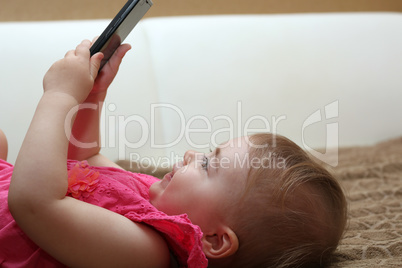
top-left (201, 155), bottom-right (209, 171)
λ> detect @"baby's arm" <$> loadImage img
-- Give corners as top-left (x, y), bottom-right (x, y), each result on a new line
top-left (8, 40), bottom-right (170, 267)
top-left (67, 41), bottom-right (131, 168)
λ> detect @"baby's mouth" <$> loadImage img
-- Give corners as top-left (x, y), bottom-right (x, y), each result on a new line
top-left (161, 161), bottom-right (184, 186)
top-left (163, 170), bottom-right (173, 181)
top-left (160, 170), bottom-right (173, 188)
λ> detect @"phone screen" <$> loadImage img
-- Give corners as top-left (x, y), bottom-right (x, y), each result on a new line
top-left (90, 0), bottom-right (153, 70)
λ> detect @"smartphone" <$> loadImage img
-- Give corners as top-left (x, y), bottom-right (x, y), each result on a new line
top-left (90, 0), bottom-right (153, 70)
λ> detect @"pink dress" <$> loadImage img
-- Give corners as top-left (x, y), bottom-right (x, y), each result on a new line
top-left (0, 159), bottom-right (208, 268)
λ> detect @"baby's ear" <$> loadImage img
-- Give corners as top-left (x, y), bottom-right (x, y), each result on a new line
top-left (201, 226), bottom-right (239, 259)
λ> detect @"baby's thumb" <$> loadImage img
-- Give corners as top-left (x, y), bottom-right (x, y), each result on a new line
top-left (90, 52), bottom-right (104, 80)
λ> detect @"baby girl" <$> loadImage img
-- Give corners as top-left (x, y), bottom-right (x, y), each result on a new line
top-left (0, 40), bottom-right (347, 267)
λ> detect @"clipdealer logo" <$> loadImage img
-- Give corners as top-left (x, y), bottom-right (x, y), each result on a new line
top-left (65, 100), bottom-right (339, 167)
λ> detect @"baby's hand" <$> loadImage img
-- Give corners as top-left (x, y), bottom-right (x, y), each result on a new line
top-left (43, 39), bottom-right (103, 104)
top-left (90, 42), bottom-right (131, 95)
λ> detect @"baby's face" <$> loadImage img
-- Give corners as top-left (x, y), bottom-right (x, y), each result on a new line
top-left (149, 137), bottom-right (250, 232)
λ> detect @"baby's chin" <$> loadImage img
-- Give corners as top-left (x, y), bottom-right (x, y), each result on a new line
top-left (148, 180), bottom-right (170, 212)
top-left (148, 181), bottom-right (160, 206)
top-left (149, 171), bottom-right (172, 202)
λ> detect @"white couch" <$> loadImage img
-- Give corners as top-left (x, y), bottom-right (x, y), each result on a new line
top-left (1, 13), bottom-right (401, 166)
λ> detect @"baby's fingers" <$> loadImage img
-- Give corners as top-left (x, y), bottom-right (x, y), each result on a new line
top-left (103, 44), bottom-right (132, 74)
top-left (90, 52), bottom-right (104, 80)
top-left (65, 49), bottom-right (75, 58)
top-left (75, 39), bottom-right (92, 58)
top-left (114, 43), bottom-right (132, 60)
top-left (64, 40), bottom-right (91, 59)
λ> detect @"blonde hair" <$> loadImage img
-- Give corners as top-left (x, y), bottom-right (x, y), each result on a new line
top-left (213, 133), bottom-right (347, 268)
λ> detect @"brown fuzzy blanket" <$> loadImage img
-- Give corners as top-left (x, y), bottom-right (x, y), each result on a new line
top-left (329, 136), bottom-right (402, 267)
top-left (118, 136), bottom-right (402, 267)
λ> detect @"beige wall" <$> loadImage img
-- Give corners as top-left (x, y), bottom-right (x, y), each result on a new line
top-left (1, 0), bottom-right (401, 22)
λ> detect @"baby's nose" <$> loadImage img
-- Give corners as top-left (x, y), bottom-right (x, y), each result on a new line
top-left (183, 150), bottom-right (196, 165)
